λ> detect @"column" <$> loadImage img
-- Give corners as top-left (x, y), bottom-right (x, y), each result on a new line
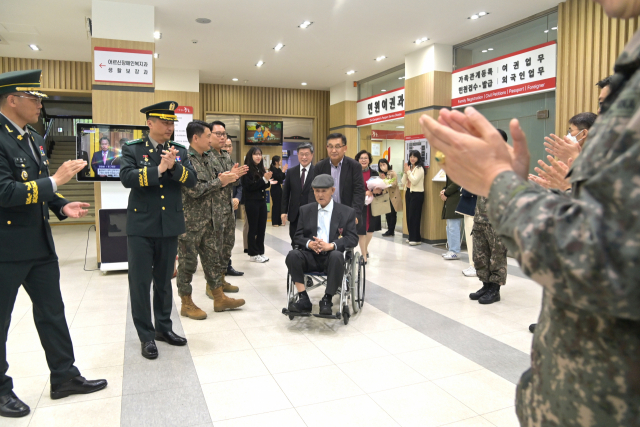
top-left (329, 81), bottom-right (358, 159)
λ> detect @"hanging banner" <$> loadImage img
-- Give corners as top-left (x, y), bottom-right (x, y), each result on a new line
top-left (451, 41), bottom-right (556, 108)
top-left (174, 106), bottom-right (193, 147)
top-left (371, 129), bottom-right (404, 140)
top-left (94, 47), bottom-right (153, 85)
top-left (405, 134), bottom-right (430, 168)
top-left (357, 87), bottom-right (405, 127)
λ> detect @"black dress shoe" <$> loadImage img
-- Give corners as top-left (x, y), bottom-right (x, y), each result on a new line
top-left (469, 282), bottom-right (490, 300)
top-left (141, 340), bottom-right (158, 359)
top-left (50, 376), bottom-right (108, 400)
top-left (479, 283), bottom-right (501, 304)
top-left (288, 297), bottom-right (312, 313)
top-left (226, 265), bottom-right (244, 276)
top-left (319, 296), bottom-right (333, 316)
top-left (155, 330), bottom-right (187, 346)
top-left (0, 392), bottom-right (29, 418)
top-left (381, 231), bottom-right (394, 237)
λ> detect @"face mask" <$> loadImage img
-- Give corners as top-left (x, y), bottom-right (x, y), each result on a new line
top-left (566, 130), bottom-right (584, 144)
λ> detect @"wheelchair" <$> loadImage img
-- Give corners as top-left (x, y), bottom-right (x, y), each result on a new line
top-left (282, 247), bottom-right (366, 325)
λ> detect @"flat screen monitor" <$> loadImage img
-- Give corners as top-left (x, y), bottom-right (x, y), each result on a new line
top-left (245, 120), bottom-right (283, 146)
top-left (76, 123), bottom-right (149, 182)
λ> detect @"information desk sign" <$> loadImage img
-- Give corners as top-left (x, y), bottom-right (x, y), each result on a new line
top-left (451, 41), bottom-right (556, 108)
top-left (357, 87), bottom-right (405, 127)
top-left (94, 47), bottom-right (154, 85)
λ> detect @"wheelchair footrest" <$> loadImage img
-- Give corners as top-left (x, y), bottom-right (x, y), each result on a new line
top-left (313, 312), bottom-right (342, 320)
top-left (282, 309), bottom-right (312, 317)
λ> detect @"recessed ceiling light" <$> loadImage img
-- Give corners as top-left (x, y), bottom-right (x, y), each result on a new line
top-left (482, 50), bottom-right (488, 53)
top-left (274, 43), bottom-right (284, 51)
top-left (470, 14), bottom-right (479, 20)
top-left (414, 37), bottom-right (429, 44)
top-left (195, 18), bottom-right (211, 24)
top-left (396, 126), bottom-right (405, 129)
top-left (552, 26), bottom-right (558, 30)
top-left (153, 31), bottom-right (162, 39)
top-left (153, 53), bottom-right (159, 58)
top-left (398, 76), bottom-right (405, 80)
top-left (478, 11), bottom-right (487, 16)
top-left (381, 89), bottom-right (387, 92)
top-left (301, 82), bottom-right (307, 86)
top-left (375, 56), bottom-right (386, 61)
top-left (232, 78), bottom-right (239, 81)
top-left (488, 48), bottom-right (494, 51)
top-left (544, 29), bottom-right (549, 33)
top-left (299, 21), bottom-right (313, 29)
top-left (468, 12), bottom-right (489, 20)
top-left (256, 61), bottom-right (264, 67)
top-left (29, 44), bottom-right (40, 51)
top-left (346, 70), bottom-right (356, 75)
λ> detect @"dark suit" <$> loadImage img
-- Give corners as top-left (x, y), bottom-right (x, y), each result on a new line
top-left (0, 115), bottom-right (81, 395)
top-left (281, 163), bottom-right (314, 242)
top-left (91, 150), bottom-right (116, 176)
top-left (286, 201), bottom-right (358, 296)
top-left (313, 156), bottom-right (366, 235)
top-left (269, 166), bottom-right (286, 226)
top-left (120, 136), bottom-right (197, 342)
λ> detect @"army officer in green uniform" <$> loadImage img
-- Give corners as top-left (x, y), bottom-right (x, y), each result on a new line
top-left (0, 70), bottom-right (107, 418)
top-left (120, 101), bottom-right (197, 360)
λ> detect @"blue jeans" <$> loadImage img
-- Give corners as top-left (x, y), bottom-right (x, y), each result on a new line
top-left (446, 218), bottom-right (462, 254)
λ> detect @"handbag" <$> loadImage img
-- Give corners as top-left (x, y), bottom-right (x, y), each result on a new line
top-left (371, 191), bottom-right (392, 216)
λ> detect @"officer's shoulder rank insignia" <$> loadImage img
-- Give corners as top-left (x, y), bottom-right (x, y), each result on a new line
top-left (5, 124), bottom-right (13, 133)
top-left (168, 141), bottom-right (185, 149)
top-left (126, 139), bottom-right (144, 145)
top-left (26, 124), bottom-right (40, 136)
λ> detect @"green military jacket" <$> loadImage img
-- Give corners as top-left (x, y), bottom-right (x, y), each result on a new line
top-left (488, 30), bottom-right (640, 427)
top-left (0, 114), bottom-right (70, 261)
top-left (120, 136), bottom-right (197, 237)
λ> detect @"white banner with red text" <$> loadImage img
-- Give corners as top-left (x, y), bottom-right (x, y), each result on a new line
top-left (357, 87), bottom-right (405, 126)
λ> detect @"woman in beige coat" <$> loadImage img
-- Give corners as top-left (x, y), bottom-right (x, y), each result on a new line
top-left (377, 158), bottom-right (403, 236)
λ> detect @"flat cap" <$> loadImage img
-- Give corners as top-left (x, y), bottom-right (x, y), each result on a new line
top-left (0, 69), bottom-right (48, 98)
top-left (141, 101), bottom-right (179, 122)
top-left (311, 174), bottom-right (334, 189)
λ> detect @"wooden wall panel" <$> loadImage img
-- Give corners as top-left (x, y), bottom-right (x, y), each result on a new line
top-left (201, 83), bottom-right (330, 161)
top-left (155, 90), bottom-right (200, 122)
top-left (90, 38), bottom-right (156, 88)
top-left (329, 100), bottom-right (357, 129)
top-left (405, 71), bottom-right (452, 111)
top-left (0, 56), bottom-right (91, 91)
top-left (556, 0), bottom-right (639, 134)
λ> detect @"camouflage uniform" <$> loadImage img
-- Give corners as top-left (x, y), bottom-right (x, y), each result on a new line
top-left (472, 196), bottom-right (508, 286)
top-left (487, 31), bottom-right (640, 427)
top-left (209, 149), bottom-right (235, 280)
top-left (177, 147), bottom-right (229, 295)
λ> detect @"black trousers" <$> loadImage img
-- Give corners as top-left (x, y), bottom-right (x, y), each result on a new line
top-left (406, 191), bottom-right (424, 242)
top-left (245, 199), bottom-right (267, 256)
top-left (286, 250), bottom-right (344, 296)
top-left (0, 255), bottom-right (80, 395)
top-left (128, 235), bottom-right (178, 342)
top-left (271, 186), bottom-right (282, 226)
top-left (386, 203), bottom-right (397, 232)
top-left (289, 218), bottom-right (299, 246)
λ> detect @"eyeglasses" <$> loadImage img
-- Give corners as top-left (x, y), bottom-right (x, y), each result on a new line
top-left (298, 152), bottom-right (312, 157)
top-left (326, 145), bottom-right (344, 151)
top-left (213, 132), bottom-right (227, 138)
top-left (13, 95), bottom-right (42, 105)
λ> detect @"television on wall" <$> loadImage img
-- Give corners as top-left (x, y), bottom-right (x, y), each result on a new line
top-left (245, 120), bottom-right (283, 146)
top-left (76, 123), bottom-right (149, 182)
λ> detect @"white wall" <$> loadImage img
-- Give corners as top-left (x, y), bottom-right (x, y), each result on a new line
top-left (330, 81), bottom-right (358, 105)
top-left (155, 68), bottom-right (199, 92)
top-left (405, 44), bottom-right (453, 79)
top-left (92, 0), bottom-right (154, 42)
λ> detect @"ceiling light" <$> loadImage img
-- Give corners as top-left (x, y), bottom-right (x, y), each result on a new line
top-left (544, 29), bottom-right (549, 33)
top-left (470, 14), bottom-right (479, 20)
top-left (375, 56), bottom-right (386, 61)
top-left (552, 26), bottom-right (558, 30)
top-left (153, 53), bottom-right (159, 58)
top-left (29, 44), bottom-right (40, 51)
top-left (398, 76), bottom-right (405, 80)
top-left (232, 78), bottom-right (239, 81)
top-left (482, 50), bottom-right (487, 53)
top-left (396, 126), bottom-right (405, 129)
top-left (414, 37), bottom-right (429, 44)
top-left (195, 18), bottom-right (211, 24)
top-left (301, 82), bottom-right (307, 86)
top-left (299, 21), bottom-right (313, 29)
top-left (478, 11), bottom-right (487, 16)
top-left (468, 12), bottom-right (489, 20)
top-left (346, 70), bottom-right (356, 75)
top-left (381, 89), bottom-right (386, 92)
top-left (256, 61), bottom-right (264, 67)
top-left (274, 43), bottom-right (284, 51)
top-left (488, 48), bottom-right (494, 51)
top-left (154, 31), bottom-right (162, 39)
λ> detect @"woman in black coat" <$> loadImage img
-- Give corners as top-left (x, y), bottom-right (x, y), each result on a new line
top-left (269, 155), bottom-right (287, 227)
top-left (241, 146), bottom-right (271, 263)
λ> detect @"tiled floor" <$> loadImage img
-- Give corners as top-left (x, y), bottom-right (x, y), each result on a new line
top-left (3, 223), bottom-right (543, 427)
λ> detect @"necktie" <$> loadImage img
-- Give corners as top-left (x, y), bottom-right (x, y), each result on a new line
top-left (103, 152), bottom-right (107, 164)
top-left (301, 168), bottom-right (306, 187)
top-left (157, 144), bottom-right (164, 154)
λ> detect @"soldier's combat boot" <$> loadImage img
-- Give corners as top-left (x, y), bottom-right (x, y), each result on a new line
top-left (469, 282), bottom-right (491, 300)
top-left (180, 295), bottom-right (207, 320)
top-left (221, 274), bottom-right (239, 293)
top-left (479, 283), bottom-right (501, 304)
top-left (206, 283), bottom-right (214, 300)
top-left (212, 287), bottom-right (245, 312)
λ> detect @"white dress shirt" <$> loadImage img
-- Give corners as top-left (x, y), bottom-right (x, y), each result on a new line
top-left (307, 199), bottom-right (337, 251)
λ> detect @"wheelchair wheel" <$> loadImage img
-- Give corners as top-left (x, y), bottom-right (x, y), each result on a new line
top-left (286, 273), bottom-right (296, 306)
top-left (351, 253), bottom-right (366, 313)
top-left (343, 305), bottom-right (350, 325)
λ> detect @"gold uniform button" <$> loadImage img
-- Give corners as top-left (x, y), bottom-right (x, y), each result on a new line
top-left (134, 209), bottom-right (137, 212)
top-left (7, 221), bottom-right (11, 225)
top-left (160, 185), bottom-right (163, 188)
top-left (161, 195), bottom-right (165, 199)
top-left (162, 207), bottom-right (165, 210)
top-left (39, 171), bottom-right (42, 175)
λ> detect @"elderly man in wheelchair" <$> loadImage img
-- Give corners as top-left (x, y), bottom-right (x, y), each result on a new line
top-left (284, 174), bottom-right (365, 323)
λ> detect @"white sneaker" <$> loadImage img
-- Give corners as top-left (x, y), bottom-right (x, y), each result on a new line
top-left (250, 255), bottom-right (267, 263)
top-left (405, 239), bottom-right (410, 243)
top-left (260, 254), bottom-right (270, 262)
top-left (443, 252), bottom-right (459, 260)
top-left (462, 266), bottom-right (477, 277)
top-left (409, 241), bottom-right (422, 246)
top-left (442, 251), bottom-right (453, 257)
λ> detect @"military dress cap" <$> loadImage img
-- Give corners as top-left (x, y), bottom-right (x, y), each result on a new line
top-left (0, 69), bottom-right (48, 98)
top-left (311, 174), bottom-right (335, 189)
top-left (140, 101), bottom-right (179, 122)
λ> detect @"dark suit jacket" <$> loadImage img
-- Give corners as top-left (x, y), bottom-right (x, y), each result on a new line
top-left (281, 163), bottom-right (314, 222)
top-left (120, 136), bottom-right (197, 238)
top-left (91, 150), bottom-right (116, 175)
top-left (0, 115), bottom-right (70, 261)
top-left (294, 201), bottom-right (359, 253)
top-left (313, 156), bottom-right (365, 220)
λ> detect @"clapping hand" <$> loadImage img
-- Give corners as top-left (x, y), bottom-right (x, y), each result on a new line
top-left (283, 164), bottom-right (289, 172)
top-left (403, 162), bottom-right (410, 173)
top-left (231, 163), bottom-right (249, 178)
top-left (159, 147), bottom-right (178, 172)
top-left (544, 134), bottom-right (581, 164)
top-left (62, 202), bottom-right (90, 218)
top-left (52, 160), bottom-right (87, 186)
top-left (264, 171), bottom-right (273, 180)
top-left (529, 155), bottom-right (572, 191)
top-left (219, 171), bottom-right (239, 187)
